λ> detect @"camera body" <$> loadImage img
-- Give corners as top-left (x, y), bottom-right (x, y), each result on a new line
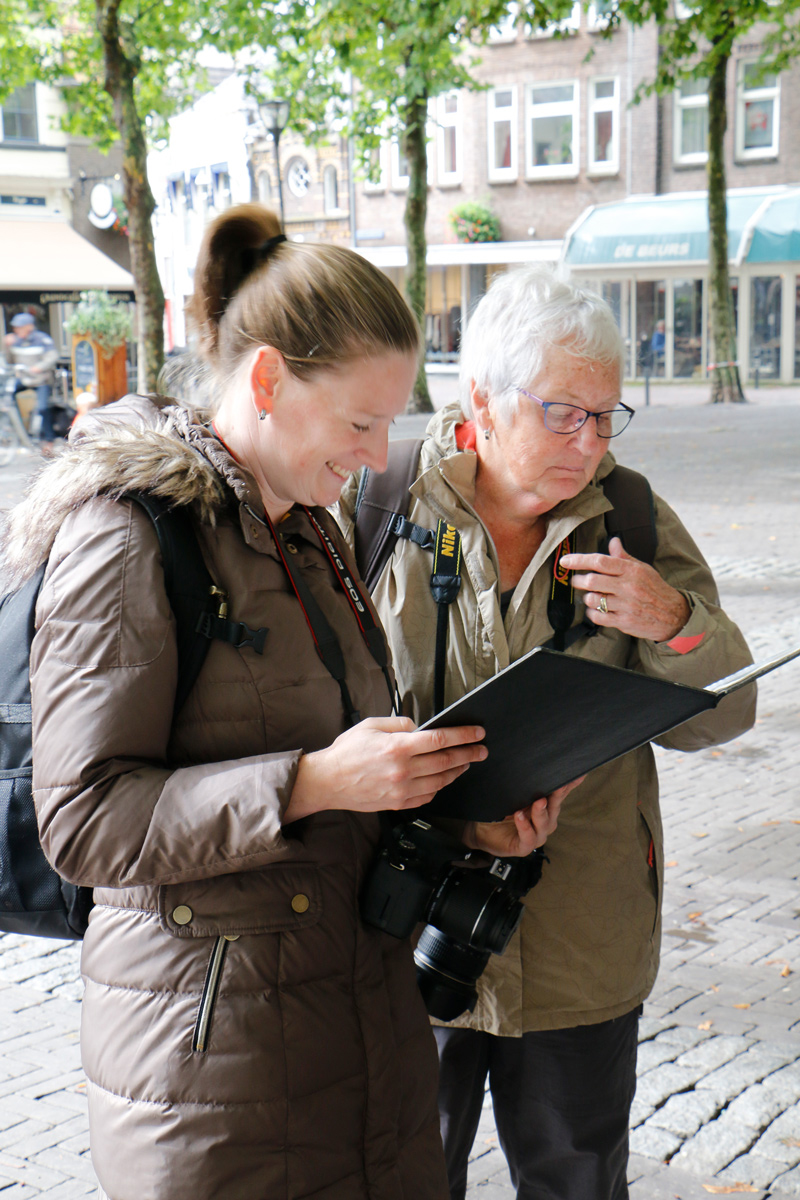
top-left (361, 819), bottom-right (545, 1021)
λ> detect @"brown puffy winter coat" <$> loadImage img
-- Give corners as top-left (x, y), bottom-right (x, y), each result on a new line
top-left (5, 396), bottom-right (448, 1200)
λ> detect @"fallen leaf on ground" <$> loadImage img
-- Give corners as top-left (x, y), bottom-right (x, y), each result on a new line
top-left (781, 966), bottom-right (792, 977)
top-left (792, 820), bottom-right (800, 825)
top-left (780, 1137), bottom-right (800, 1148)
top-left (698, 1020), bottom-right (713, 1030)
top-left (733, 1003), bottom-right (751, 1009)
top-left (766, 959), bottom-right (789, 966)
top-left (692, 832), bottom-right (710, 839)
top-left (688, 912), bottom-right (703, 920)
top-left (762, 820), bottom-right (781, 826)
top-left (710, 751), bottom-right (723, 758)
top-left (709, 984), bottom-right (720, 992)
top-left (666, 860), bottom-right (678, 867)
top-left (702, 1185), bottom-right (759, 1194)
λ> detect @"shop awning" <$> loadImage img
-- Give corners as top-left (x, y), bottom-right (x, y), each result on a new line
top-left (562, 188), bottom-right (800, 269)
top-left (0, 217), bottom-right (134, 291)
top-left (357, 239), bottom-right (561, 269)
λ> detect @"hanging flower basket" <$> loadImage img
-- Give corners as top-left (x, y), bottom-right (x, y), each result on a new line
top-left (448, 202), bottom-right (501, 244)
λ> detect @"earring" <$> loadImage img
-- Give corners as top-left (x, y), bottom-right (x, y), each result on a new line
top-left (484, 428), bottom-right (491, 441)
top-left (259, 409), bottom-right (267, 421)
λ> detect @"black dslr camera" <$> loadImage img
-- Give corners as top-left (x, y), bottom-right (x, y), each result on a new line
top-left (361, 819), bottom-right (545, 1021)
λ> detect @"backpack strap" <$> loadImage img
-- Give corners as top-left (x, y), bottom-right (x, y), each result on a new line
top-left (354, 438), bottom-right (424, 591)
top-left (600, 464), bottom-right (657, 566)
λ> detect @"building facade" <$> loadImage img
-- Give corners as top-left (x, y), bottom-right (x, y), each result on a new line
top-left (0, 83), bottom-right (133, 364)
top-left (146, 6), bottom-right (800, 383)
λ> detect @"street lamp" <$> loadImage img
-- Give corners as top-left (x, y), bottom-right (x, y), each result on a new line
top-left (258, 98), bottom-right (291, 229)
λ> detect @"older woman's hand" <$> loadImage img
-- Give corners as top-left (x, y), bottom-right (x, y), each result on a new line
top-left (463, 776), bottom-right (585, 858)
top-left (284, 717), bottom-right (488, 823)
top-left (561, 536), bottom-right (690, 643)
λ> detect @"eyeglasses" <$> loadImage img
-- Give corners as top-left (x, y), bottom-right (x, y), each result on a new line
top-left (516, 388), bottom-right (635, 439)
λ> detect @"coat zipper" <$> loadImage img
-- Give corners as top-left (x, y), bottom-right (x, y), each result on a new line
top-left (193, 935), bottom-right (236, 1053)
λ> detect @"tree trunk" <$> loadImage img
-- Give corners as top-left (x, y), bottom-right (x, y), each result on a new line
top-left (402, 92), bottom-right (432, 414)
top-left (707, 43), bottom-right (745, 403)
top-left (97, 0), bottom-right (165, 395)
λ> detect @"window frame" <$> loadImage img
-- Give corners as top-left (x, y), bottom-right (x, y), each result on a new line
top-left (362, 142), bottom-right (389, 193)
top-left (436, 91), bottom-right (463, 187)
top-left (487, 86), bottom-right (518, 183)
top-left (390, 138), bottom-right (410, 190)
top-left (586, 0), bottom-right (617, 31)
top-left (0, 83), bottom-right (39, 144)
top-left (735, 58), bottom-right (780, 161)
top-left (527, 2), bottom-right (580, 39)
top-left (587, 76), bottom-right (619, 175)
top-left (488, 2), bottom-right (518, 43)
top-left (323, 163), bottom-right (343, 214)
top-left (673, 77), bottom-right (709, 166)
top-left (525, 79), bottom-right (580, 180)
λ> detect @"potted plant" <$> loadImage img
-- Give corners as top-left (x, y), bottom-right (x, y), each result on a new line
top-left (65, 291), bottom-right (132, 406)
top-left (448, 201), bottom-right (501, 244)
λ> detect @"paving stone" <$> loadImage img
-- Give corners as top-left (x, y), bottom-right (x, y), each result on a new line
top-left (628, 1122), bottom-right (683, 1162)
top-left (716, 1151), bottom-right (796, 1189)
top-left (647, 1089), bottom-right (722, 1139)
top-left (751, 1106), bottom-right (800, 1166)
top-left (725, 1082), bottom-right (791, 1130)
top-left (774, 1163), bottom-right (800, 1196)
top-left (671, 1115), bottom-right (760, 1175)
top-left (675, 1033), bottom-right (751, 1074)
top-left (634, 1062), bottom-right (705, 1108)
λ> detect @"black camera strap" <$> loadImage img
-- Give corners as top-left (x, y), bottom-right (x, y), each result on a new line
top-left (263, 508), bottom-right (395, 726)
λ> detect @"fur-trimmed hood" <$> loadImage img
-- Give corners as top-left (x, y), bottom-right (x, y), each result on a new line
top-left (0, 394), bottom-right (259, 591)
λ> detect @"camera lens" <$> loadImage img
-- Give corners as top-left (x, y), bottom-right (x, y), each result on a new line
top-left (428, 872), bottom-right (525, 955)
top-left (413, 925), bottom-right (491, 1022)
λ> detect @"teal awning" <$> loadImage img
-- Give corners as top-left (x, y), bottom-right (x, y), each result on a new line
top-left (563, 188), bottom-right (800, 268)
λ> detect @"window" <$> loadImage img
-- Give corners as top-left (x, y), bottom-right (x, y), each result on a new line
top-left (489, 2), bottom-right (518, 42)
top-left (488, 88), bottom-right (518, 182)
top-left (674, 77), bottom-right (708, 164)
top-left (526, 81), bottom-right (579, 178)
top-left (736, 61), bottom-right (780, 160)
top-left (587, 0), bottom-right (616, 30)
top-left (211, 165), bottom-right (231, 210)
top-left (0, 85), bottom-right (38, 143)
top-left (323, 164), bottom-right (340, 213)
top-left (528, 2), bottom-right (580, 38)
top-left (437, 92), bottom-right (462, 186)
top-left (286, 157), bottom-right (311, 197)
top-left (588, 78), bottom-right (619, 174)
top-left (391, 139), bottom-right (409, 190)
top-left (258, 171), bottom-right (272, 204)
top-left (363, 143), bottom-right (388, 192)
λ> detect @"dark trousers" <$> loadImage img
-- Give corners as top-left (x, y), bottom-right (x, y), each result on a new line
top-left (14, 379), bottom-right (55, 442)
top-left (434, 1010), bottom-right (640, 1200)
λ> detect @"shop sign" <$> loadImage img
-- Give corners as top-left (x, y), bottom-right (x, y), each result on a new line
top-left (0, 194), bottom-right (46, 207)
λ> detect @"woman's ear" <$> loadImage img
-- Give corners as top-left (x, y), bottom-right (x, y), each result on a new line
top-left (249, 345), bottom-right (284, 417)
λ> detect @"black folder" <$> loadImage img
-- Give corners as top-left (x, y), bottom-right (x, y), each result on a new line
top-left (422, 645), bottom-right (799, 822)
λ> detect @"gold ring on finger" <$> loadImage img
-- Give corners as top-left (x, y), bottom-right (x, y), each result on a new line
top-left (597, 595), bottom-right (608, 614)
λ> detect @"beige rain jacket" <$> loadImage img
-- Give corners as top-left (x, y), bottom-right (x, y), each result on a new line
top-left (4, 396), bottom-right (448, 1200)
top-left (337, 404), bottom-right (756, 1036)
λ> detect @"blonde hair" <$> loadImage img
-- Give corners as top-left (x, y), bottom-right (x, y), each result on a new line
top-left (183, 205), bottom-right (419, 400)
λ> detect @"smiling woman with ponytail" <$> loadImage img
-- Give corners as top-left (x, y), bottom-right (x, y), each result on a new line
top-left (5, 204), bottom-right (494, 1200)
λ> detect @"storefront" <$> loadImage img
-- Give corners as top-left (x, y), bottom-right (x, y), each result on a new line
top-left (357, 239), bottom-right (561, 363)
top-left (0, 217), bottom-right (134, 364)
top-left (561, 186), bottom-right (800, 383)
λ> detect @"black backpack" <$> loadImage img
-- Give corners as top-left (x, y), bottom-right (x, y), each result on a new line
top-left (0, 492), bottom-right (249, 941)
top-left (354, 439), bottom-right (657, 593)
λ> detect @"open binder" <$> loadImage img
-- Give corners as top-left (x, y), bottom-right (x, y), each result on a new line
top-left (422, 645), bottom-right (799, 822)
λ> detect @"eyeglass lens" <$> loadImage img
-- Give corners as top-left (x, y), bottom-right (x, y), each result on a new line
top-left (544, 403), bottom-right (632, 438)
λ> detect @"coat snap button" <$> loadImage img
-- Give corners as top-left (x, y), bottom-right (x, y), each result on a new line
top-left (291, 894), bottom-right (310, 914)
top-left (172, 905), bottom-right (193, 925)
top-left (285, 542), bottom-right (298, 555)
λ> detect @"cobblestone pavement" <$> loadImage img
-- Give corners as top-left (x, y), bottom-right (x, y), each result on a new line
top-left (0, 389), bottom-right (798, 1197)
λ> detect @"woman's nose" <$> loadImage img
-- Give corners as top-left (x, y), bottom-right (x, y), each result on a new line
top-left (360, 430), bottom-right (389, 473)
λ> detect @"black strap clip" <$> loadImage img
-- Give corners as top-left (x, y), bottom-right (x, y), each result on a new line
top-left (196, 612), bottom-right (269, 654)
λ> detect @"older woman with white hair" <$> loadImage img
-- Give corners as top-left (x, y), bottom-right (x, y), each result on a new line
top-left (337, 266), bottom-right (756, 1200)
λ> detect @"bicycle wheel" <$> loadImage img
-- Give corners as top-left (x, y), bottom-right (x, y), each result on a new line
top-left (0, 412), bottom-right (17, 467)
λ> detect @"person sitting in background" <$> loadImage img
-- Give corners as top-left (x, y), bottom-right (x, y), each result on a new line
top-left (337, 266), bottom-right (756, 1200)
top-left (3, 312), bottom-right (59, 453)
